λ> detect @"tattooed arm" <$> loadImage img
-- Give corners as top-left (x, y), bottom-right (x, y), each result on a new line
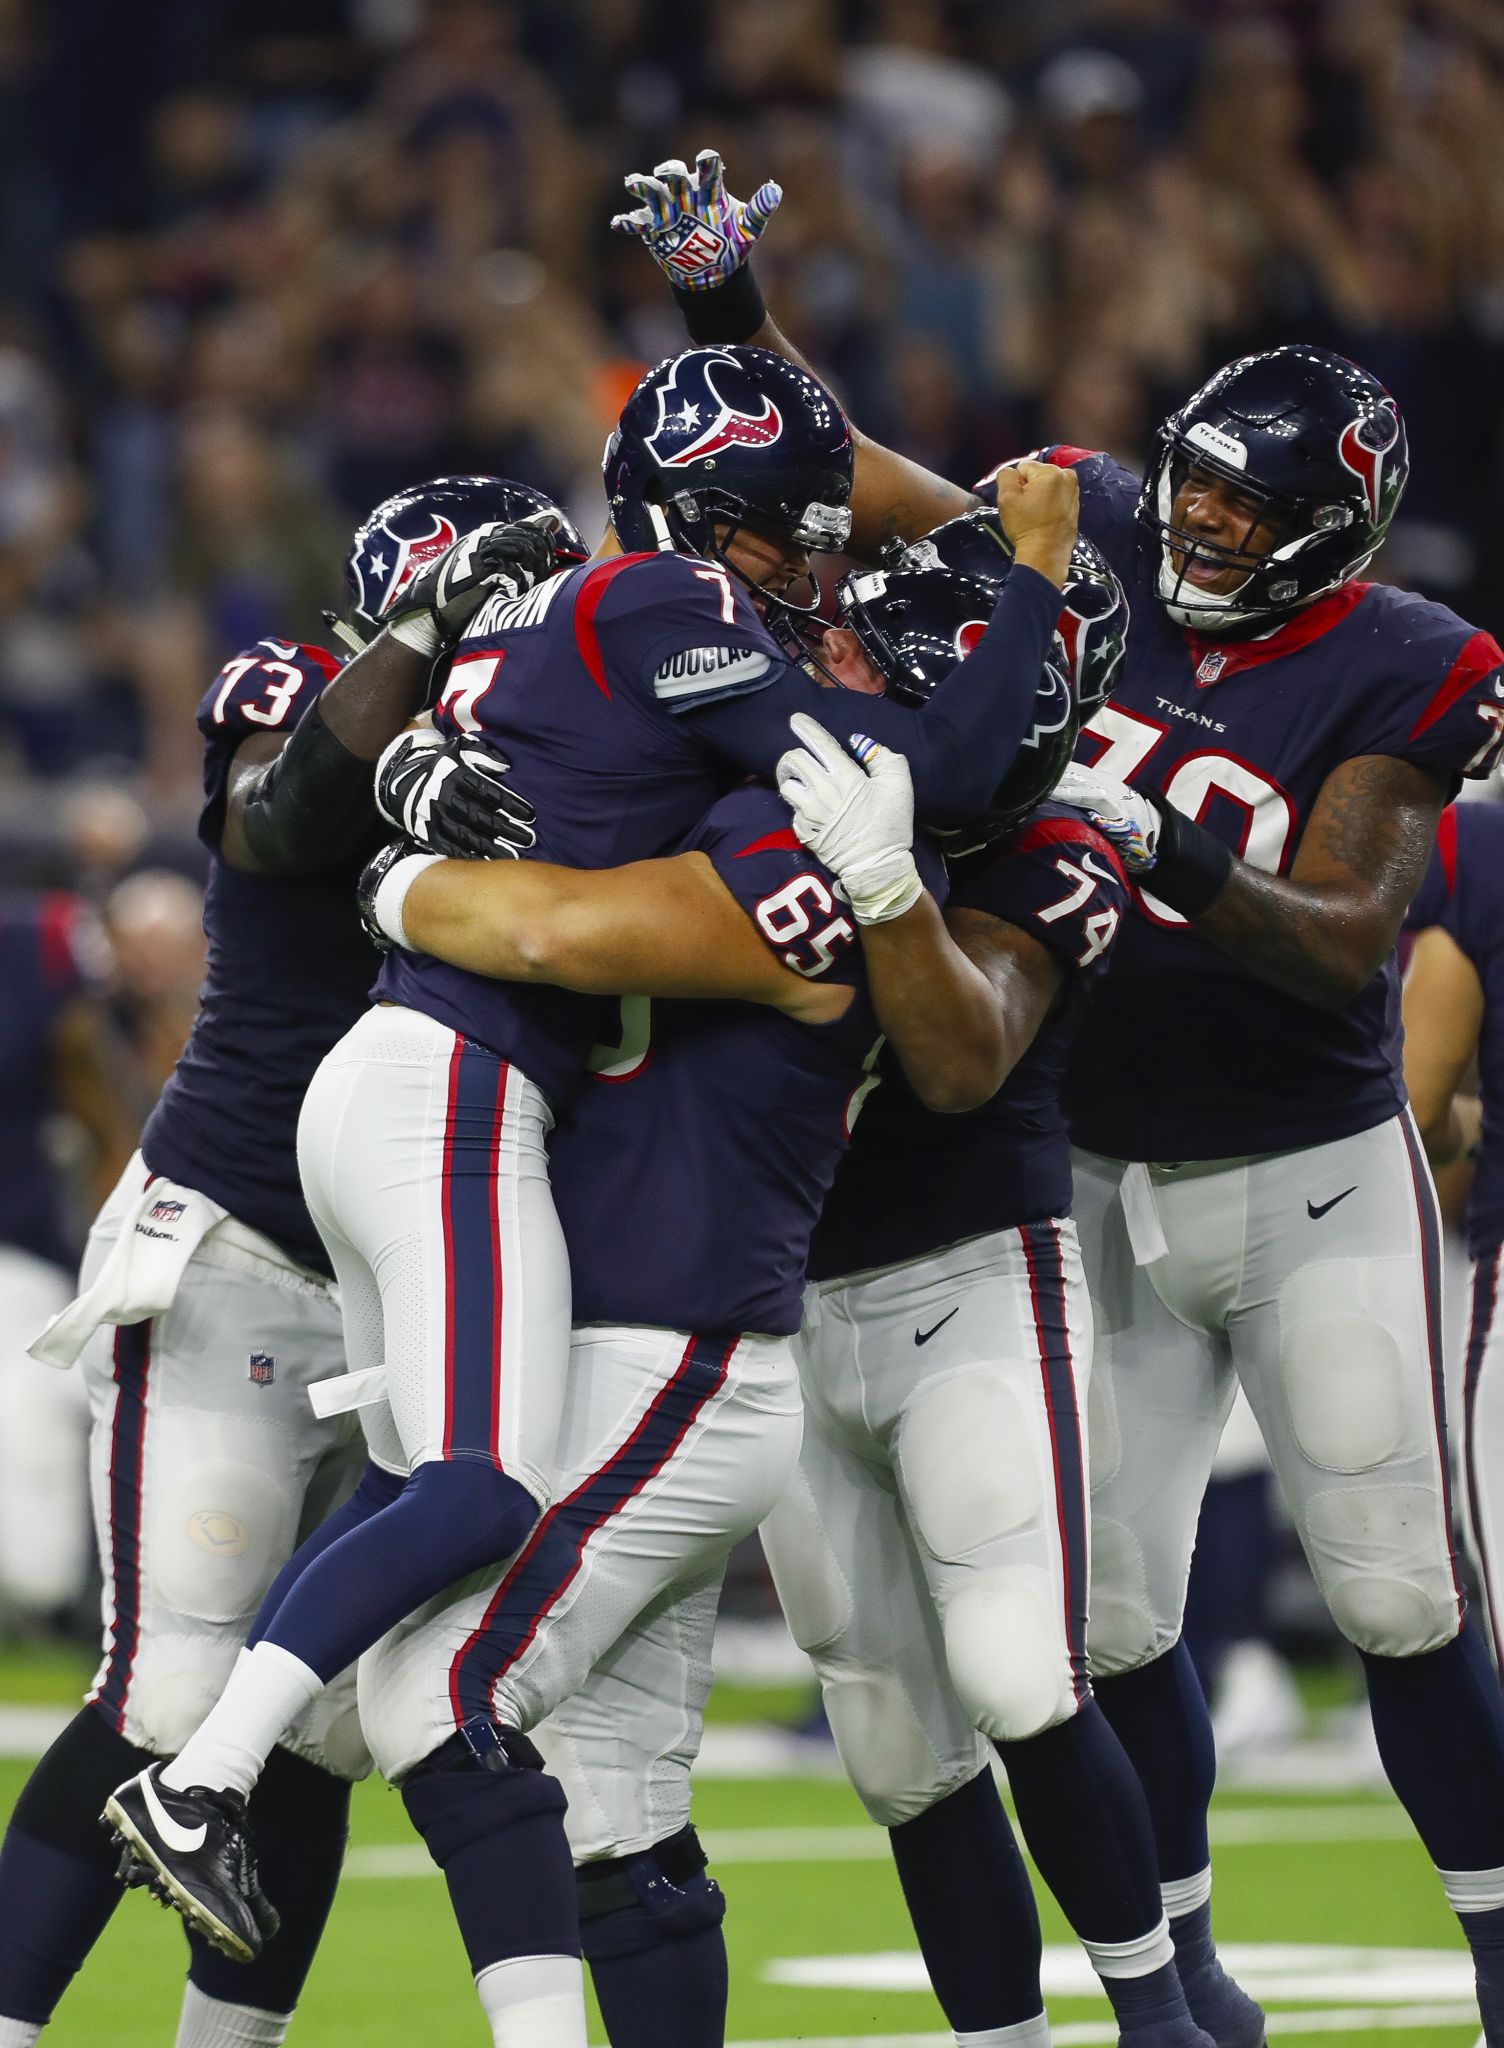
top-left (1190, 754), bottom-right (1446, 1008)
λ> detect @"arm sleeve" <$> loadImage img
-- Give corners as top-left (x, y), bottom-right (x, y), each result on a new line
top-left (684, 564), bottom-right (1065, 826)
top-left (951, 812), bottom-right (1131, 978)
top-left (196, 641), bottom-right (341, 851)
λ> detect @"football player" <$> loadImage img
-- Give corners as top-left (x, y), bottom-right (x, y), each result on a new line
top-left (108, 347), bottom-right (1083, 1961)
top-left (618, 149), bottom-right (1504, 2046)
top-left (0, 480), bottom-right (568, 2048)
top-left (1404, 803), bottom-right (1504, 1683)
top-left (324, 543), bottom-right (1094, 2048)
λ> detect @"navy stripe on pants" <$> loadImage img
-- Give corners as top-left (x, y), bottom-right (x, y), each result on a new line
top-left (1020, 1223), bottom-right (1090, 1706)
top-left (93, 1322), bottom-right (152, 1732)
top-left (1465, 1246), bottom-right (1503, 1666)
top-left (447, 1331), bottom-right (736, 1726)
top-left (440, 1042), bottom-right (510, 1464)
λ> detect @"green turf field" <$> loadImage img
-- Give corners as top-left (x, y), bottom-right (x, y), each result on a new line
top-left (0, 1651), bottom-right (1482, 2047)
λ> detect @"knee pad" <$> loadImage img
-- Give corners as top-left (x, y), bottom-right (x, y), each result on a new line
top-left (1304, 1484), bottom-right (1461, 1656)
top-left (281, 1664), bottom-right (373, 1783)
top-left (761, 1468), bottom-right (853, 1655)
top-left (898, 1374), bottom-right (1043, 1560)
top-left (401, 1723), bottom-right (565, 1867)
top-left (821, 1665), bottom-right (979, 1827)
top-left (1083, 1517), bottom-right (1167, 1678)
top-left (1280, 1262), bottom-right (1410, 1473)
top-left (942, 1569), bottom-right (1076, 1743)
top-left (148, 1414), bottom-right (302, 1627)
top-left (576, 1828), bottom-right (726, 1961)
top-left (125, 1632), bottom-right (244, 1756)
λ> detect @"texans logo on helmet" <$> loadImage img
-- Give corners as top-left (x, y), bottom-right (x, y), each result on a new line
top-left (1020, 658), bottom-right (1074, 751)
top-left (368, 513), bottom-right (459, 616)
top-left (1337, 400), bottom-right (1400, 524)
top-left (650, 352), bottom-right (784, 469)
top-left (955, 618), bottom-right (988, 659)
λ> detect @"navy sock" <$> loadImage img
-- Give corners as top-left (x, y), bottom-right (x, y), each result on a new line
top-left (246, 1460), bottom-right (404, 1651)
top-left (1360, 1622), bottom-right (1504, 1872)
top-left (1094, 1643), bottom-right (1217, 1882)
top-left (257, 1462), bottom-right (539, 1684)
top-left (888, 1771), bottom-right (1043, 2030)
top-left (578, 1830), bottom-right (728, 2048)
top-left (0, 1706), bottom-right (154, 2023)
top-left (187, 1746), bottom-right (351, 2015)
top-left (401, 1731), bottom-right (578, 1974)
top-left (996, 1703), bottom-right (1164, 1943)
top-left (1102, 1960), bottom-right (1202, 2039)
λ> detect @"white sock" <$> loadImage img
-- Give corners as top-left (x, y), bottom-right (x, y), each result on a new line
top-left (161, 1643), bottom-right (323, 1800)
top-left (956, 2016), bottom-right (1053, 2046)
top-left (474, 1955), bottom-right (588, 2048)
top-left (1081, 1913), bottom-right (1176, 1979)
top-left (0, 2018), bottom-right (42, 2046)
top-left (1438, 1861), bottom-right (1504, 1914)
top-left (173, 1983), bottom-right (292, 2048)
top-left (1161, 1866), bottom-right (1213, 1921)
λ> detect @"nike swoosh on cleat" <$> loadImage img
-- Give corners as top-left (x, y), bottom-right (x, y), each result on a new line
top-left (914, 1308), bottom-right (960, 1346)
top-left (1307, 1186), bottom-right (1357, 1220)
top-left (140, 1772), bottom-right (209, 1855)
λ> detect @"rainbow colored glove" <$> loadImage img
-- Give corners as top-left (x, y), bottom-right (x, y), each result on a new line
top-left (611, 148), bottom-right (781, 292)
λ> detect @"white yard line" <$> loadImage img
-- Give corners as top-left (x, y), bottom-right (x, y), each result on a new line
top-left (724, 2015), bottom-right (1479, 2048)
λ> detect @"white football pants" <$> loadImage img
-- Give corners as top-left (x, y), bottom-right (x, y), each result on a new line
top-left (359, 1319), bottom-right (802, 1861)
top-left (761, 1219), bottom-right (1092, 1827)
top-left (1076, 1110), bottom-right (1463, 1672)
top-left (296, 1003), bottom-right (570, 1503)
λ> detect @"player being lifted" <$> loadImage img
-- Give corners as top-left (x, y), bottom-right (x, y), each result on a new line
top-left (0, 478), bottom-right (573, 2048)
top-left (619, 148), bottom-right (1504, 2047)
top-left (105, 348), bottom-right (1082, 1963)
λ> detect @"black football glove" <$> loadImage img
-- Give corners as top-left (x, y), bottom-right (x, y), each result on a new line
top-left (375, 728), bottom-right (538, 860)
top-left (384, 510), bottom-right (562, 659)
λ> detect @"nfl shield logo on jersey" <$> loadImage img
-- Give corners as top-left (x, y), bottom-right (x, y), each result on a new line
top-left (1196, 650), bottom-right (1228, 686)
top-left (248, 1352), bottom-right (276, 1388)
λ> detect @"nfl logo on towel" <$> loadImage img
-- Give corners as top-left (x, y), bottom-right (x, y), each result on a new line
top-left (249, 1352), bottom-right (276, 1387)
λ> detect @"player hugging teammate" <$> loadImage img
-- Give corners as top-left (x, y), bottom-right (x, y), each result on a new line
top-left (5, 141), bottom-right (1502, 2048)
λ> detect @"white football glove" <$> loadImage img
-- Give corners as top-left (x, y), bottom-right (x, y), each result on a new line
top-left (1052, 762), bottom-right (1161, 872)
top-left (610, 148), bottom-right (781, 291)
top-left (774, 712), bottom-right (921, 925)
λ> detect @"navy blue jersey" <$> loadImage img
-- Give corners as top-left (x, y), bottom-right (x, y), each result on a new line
top-left (980, 449), bottom-right (1504, 1161)
top-left (809, 806), bottom-right (1129, 1281)
top-left (142, 640), bottom-right (381, 1273)
top-left (552, 784), bottom-right (945, 1336)
top-left (1411, 803), bottom-right (1504, 1258)
top-left (377, 547), bottom-right (1064, 1104)
top-left (0, 892), bottom-right (99, 1268)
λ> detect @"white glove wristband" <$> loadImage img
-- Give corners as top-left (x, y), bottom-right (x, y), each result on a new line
top-left (842, 851), bottom-right (924, 925)
top-left (371, 851), bottom-right (444, 951)
top-left (386, 613), bottom-right (444, 658)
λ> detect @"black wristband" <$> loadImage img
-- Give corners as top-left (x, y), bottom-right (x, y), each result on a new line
top-left (240, 697), bottom-right (378, 874)
top-left (671, 263), bottom-right (766, 345)
top-left (1144, 790), bottom-right (1234, 917)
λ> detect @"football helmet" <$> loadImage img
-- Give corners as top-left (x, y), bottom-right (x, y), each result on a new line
top-left (603, 346), bottom-right (853, 621)
top-left (1139, 345), bottom-right (1408, 635)
top-left (337, 475), bottom-right (588, 650)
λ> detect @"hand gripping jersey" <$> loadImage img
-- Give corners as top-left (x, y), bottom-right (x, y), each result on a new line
top-left (0, 891), bottom-right (100, 1267)
top-left (1411, 802), bottom-right (1504, 1259)
top-left (980, 450), bottom-right (1504, 1161)
top-left (141, 641), bottom-right (382, 1273)
top-left (809, 804), bottom-right (1129, 1282)
top-left (550, 783), bottom-right (946, 1336)
top-left (377, 546), bottom-right (1063, 1104)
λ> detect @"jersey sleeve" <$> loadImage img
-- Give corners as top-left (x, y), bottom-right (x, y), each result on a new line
top-left (591, 553), bottom-right (787, 716)
top-left (950, 810), bottom-right (1130, 978)
top-left (195, 640), bottom-right (343, 851)
top-left (688, 786), bottom-right (866, 988)
top-left (1348, 593), bottom-right (1504, 786)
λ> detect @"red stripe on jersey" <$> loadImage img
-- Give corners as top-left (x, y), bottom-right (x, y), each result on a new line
top-left (297, 643), bottom-right (342, 682)
top-left (1007, 814), bottom-right (1127, 885)
top-left (36, 893), bottom-right (78, 992)
top-left (1408, 629), bottom-right (1504, 741)
top-left (571, 554), bottom-right (657, 698)
top-left (1437, 804), bottom-right (1459, 894)
top-left (735, 828), bottom-right (802, 857)
top-left (1184, 581), bottom-right (1370, 685)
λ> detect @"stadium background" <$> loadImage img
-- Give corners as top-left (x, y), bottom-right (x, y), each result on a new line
top-left (1, 0), bottom-right (1501, 2041)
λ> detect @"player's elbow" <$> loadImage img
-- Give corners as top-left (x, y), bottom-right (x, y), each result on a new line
top-left (904, 1037), bottom-right (1012, 1115)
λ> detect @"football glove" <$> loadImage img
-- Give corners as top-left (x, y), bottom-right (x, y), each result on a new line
top-left (1052, 763), bottom-right (1161, 872)
top-left (775, 713), bottom-right (922, 925)
top-left (384, 511), bottom-right (561, 659)
top-left (375, 729), bottom-right (538, 861)
top-left (356, 840), bottom-right (441, 954)
top-left (610, 148), bottom-right (781, 292)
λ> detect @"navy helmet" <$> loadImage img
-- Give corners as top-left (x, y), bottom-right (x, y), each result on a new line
top-left (1139, 345), bottom-right (1408, 635)
top-left (833, 526), bottom-right (1128, 843)
top-left (337, 474), bottom-right (588, 651)
top-left (604, 346), bottom-right (853, 614)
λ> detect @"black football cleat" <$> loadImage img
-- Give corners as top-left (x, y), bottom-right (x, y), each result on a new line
top-left (103, 1764), bottom-right (274, 1963)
